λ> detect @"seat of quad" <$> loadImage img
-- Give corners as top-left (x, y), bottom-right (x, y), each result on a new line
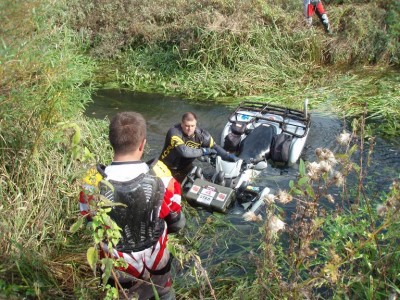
top-left (238, 124), bottom-right (275, 161)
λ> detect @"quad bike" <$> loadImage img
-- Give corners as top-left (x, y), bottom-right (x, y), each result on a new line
top-left (182, 100), bottom-right (311, 214)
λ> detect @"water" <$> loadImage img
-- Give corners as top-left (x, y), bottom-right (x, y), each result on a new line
top-left (87, 89), bottom-right (400, 282)
top-left (87, 89), bottom-right (230, 160)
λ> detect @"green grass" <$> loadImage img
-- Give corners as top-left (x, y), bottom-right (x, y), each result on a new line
top-left (66, 0), bottom-right (400, 135)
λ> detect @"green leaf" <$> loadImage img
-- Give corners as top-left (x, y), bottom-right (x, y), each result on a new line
top-left (94, 235), bottom-right (101, 244)
top-left (97, 228), bottom-right (104, 239)
top-left (150, 278), bottom-right (160, 300)
top-left (72, 127), bottom-right (81, 145)
top-left (71, 146), bottom-right (81, 160)
top-left (348, 144), bottom-right (358, 156)
top-left (299, 159), bottom-right (306, 176)
top-left (306, 186), bottom-right (315, 197)
top-left (98, 196), bottom-right (127, 208)
top-left (101, 258), bottom-right (114, 286)
top-left (69, 217), bottom-right (84, 233)
top-left (92, 218), bottom-right (101, 228)
top-left (293, 188), bottom-right (303, 195)
top-left (102, 214), bottom-right (114, 227)
top-left (87, 247), bottom-right (98, 272)
top-left (167, 243), bottom-right (176, 257)
top-left (352, 163), bottom-right (361, 172)
top-left (289, 180), bottom-right (294, 188)
top-left (83, 147), bottom-right (94, 162)
top-left (298, 176), bottom-right (309, 187)
top-left (114, 258), bottom-right (128, 269)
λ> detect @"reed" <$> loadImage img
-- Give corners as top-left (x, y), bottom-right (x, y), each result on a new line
top-left (0, 0), bottom-right (99, 298)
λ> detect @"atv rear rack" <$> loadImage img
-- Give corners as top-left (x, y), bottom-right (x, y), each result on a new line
top-left (228, 100), bottom-right (311, 138)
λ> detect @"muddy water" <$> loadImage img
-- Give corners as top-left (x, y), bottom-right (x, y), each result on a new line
top-left (87, 89), bottom-right (400, 281)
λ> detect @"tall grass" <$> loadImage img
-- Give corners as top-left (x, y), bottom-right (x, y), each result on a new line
top-left (0, 0), bottom-right (100, 298)
top-left (65, 0), bottom-right (400, 134)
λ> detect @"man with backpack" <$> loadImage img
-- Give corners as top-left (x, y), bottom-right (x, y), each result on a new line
top-left (79, 111), bottom-right (185, 299)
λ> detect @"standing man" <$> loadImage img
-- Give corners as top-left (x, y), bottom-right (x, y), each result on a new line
top-left (304, 0), bottom-right (331, 33)
top-left (159, 112), bottom-right (237, 183)
top-left (79, 111), bottom-right (185, 299)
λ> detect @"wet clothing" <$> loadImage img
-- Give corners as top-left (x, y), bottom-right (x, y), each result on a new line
top-left (79, 160), bottom-right (184, 299)
top-left (303, 0), bottom-right (330, 32)
top-left (97, 163), bottom-right (166, 252)
top-left (159, 124), bottom-right (213, 171)
top-left (159, 124), bottom-right (234, 182)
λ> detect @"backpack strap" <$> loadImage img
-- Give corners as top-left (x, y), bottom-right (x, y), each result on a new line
top-left (96, 163), bottom-right (107, 178)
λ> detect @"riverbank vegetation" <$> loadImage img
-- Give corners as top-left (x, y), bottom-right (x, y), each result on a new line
top-left (1, 0), bottom-right (399, 299)
top-left (67, 0), bottom-right (400, 137)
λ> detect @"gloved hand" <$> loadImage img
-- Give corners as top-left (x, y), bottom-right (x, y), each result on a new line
top-left (227, 153), bottom-right (239, 162)
top-left (202, 148), bottom-right (218, 156)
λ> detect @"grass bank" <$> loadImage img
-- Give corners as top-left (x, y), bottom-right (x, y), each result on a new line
top-left (0, 0), bottom-right (99, 298)
top-left (67, 0), bottom-right (400, 136)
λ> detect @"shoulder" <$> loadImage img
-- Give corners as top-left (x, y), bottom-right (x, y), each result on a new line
top-left (197, 128), bottom-right (214, 144)
top-left (151, 160), bottom-right (172, 178)
top-left (105, 162), bottom-right (149, 181)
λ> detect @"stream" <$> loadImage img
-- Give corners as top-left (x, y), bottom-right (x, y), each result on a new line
top-left (86, 89), bottom-right (400, 284)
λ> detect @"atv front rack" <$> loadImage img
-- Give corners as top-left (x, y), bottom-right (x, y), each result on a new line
top-left (228, 100), bottom-right (311, 138)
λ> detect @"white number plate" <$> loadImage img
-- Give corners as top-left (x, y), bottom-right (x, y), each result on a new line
top-left (197, 194), bottom-right (213, 205)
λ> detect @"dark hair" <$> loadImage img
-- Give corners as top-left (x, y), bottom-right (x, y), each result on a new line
top-left (181, 112), bottom-right (197, 122)
top-left (109, 112), bottom-right (146, 155)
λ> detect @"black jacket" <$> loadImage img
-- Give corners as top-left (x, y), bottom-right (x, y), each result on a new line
top-left (159, 124), bottom-right (231, 171)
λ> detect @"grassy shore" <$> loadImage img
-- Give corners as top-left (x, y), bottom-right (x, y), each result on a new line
top-left (1, 0), bottom-right (399, 299)
top-left (67, 0), bottom-right (400, 136)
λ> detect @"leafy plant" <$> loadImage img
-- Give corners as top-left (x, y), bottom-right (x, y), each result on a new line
top-left (253, 113), bottom-right (400, 299)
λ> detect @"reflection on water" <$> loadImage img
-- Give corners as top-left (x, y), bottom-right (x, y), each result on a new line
top-left (87, 89), bottom-right (400, 279)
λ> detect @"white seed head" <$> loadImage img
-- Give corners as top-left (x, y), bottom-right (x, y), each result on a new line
top-left (315, 148), bottom-right (323, 158)
top-left (321, 148), bottom-right (337, 165)
top-left (326, 194), bottom-right (335, 204)
top-left (276, 190), bottom-right (293, 204)
top-left (376, 204), bottom-right (388, 217)
top-left (307, 161), bottom-right (321, 180)
top-left (319, 160), bottom-right (332, 173)
top-left (268, 215), bottom-right (285, 233)
top-left (243, 211), bottom-right (263, 222)
top-left (263, 193), bottom-right (276, 204)
top-left (333, 171), bottom-right (344, 187)
top-left (336, 131), bottom-right (351, 146)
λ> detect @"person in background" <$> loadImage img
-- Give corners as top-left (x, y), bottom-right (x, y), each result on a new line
top-left (159, 112), bottom-right (238, 183)
top-left (79, 111), bottom-right (185, 300)
top-left (303, 0), bottom-right (331, 33)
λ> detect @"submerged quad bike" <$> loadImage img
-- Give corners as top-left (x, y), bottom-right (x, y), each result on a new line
top-left (181, 100), bottom-right (311, 214)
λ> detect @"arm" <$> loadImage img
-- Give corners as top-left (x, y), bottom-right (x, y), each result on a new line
top-left (152, 160), bottom-right (186, 233)
top-left (174, 141), bottom-right (203, 158)
top-left (304, 0), bottom-right (311, 17)
top-left (199, 129), bottom-right (237, 161)
top-left (213, 144), bottom-right (238, 162)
